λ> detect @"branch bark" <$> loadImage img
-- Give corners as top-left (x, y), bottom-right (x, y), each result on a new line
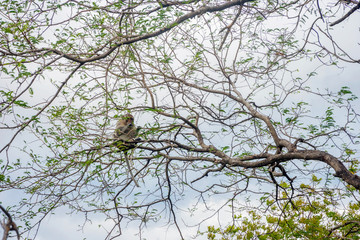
top-left (0, 205), bottom-right (20, 240)
top-left (228, 150), bottom-right (360, 190)
top-left (330, 2), bottom-right (360, 26)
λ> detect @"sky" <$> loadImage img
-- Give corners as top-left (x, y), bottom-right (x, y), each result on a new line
top-left (1, 2), bottom-right (360, 240)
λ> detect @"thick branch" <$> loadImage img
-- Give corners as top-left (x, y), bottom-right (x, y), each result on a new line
top-left (0, 205), bottom-right (20, 240)
top-left (330, 2), bottom-right (360, 26)
top-left (227, 150), bottom-right (360, 190)
top-left (137, 137), bottom-right (360, 190)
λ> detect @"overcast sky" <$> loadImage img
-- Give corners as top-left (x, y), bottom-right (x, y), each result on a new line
top-left (1, 3), bottom-right (360, 240)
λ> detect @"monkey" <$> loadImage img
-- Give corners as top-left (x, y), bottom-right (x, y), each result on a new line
top-left (113, 114), bottom-right (141, 187)
top-left (114, 114), bottom-right (139, 142)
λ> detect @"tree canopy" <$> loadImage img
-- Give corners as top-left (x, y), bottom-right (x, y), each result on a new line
top-left (1, 0), bottom-right (360, 239)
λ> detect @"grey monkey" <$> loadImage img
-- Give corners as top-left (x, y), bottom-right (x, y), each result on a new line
top-left (114, 114), bottom-right (141, 187)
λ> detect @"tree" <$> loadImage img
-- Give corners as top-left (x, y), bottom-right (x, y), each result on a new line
top-left (1, 0), bottom-right (360, 239)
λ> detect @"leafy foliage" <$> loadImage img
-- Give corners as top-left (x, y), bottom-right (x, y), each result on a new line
top-left (0, 0), bottom-right (360, 239)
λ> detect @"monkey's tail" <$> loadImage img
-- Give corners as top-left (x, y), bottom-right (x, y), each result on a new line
top-left (125, 154), bottom-right (140, 187)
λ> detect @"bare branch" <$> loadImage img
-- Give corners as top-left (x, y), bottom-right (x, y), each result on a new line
top-left (0, 205), bottom-right (20, 240)
top-left (330, 2), bottom-right (360, 26)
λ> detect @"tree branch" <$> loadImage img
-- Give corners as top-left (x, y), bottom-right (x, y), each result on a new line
top-left (0, 205), bottom-right (20, 240)
top-left (43, 0), bottom-right (255, 64)
top-left (228, 150), bottom-right (360, 190)
top-left (330, 2), bottom-right (360, 26)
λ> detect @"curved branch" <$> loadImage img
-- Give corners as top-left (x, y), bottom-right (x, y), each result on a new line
top-left (330, 2), bottom-right (360, 26)
top-left (42, 0), bottom-right (255, 64)
top-left (328, 220), bottom-right (360, 236)
top-left (134, 139), bottom-right (360, 190)
top-left (0, 205), bottom-right (20, 240)
top-left (228, 150), bottom-right (360, 190)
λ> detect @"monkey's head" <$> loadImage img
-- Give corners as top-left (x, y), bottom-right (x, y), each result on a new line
top-left (121, 114), bottom-right (134, 126)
